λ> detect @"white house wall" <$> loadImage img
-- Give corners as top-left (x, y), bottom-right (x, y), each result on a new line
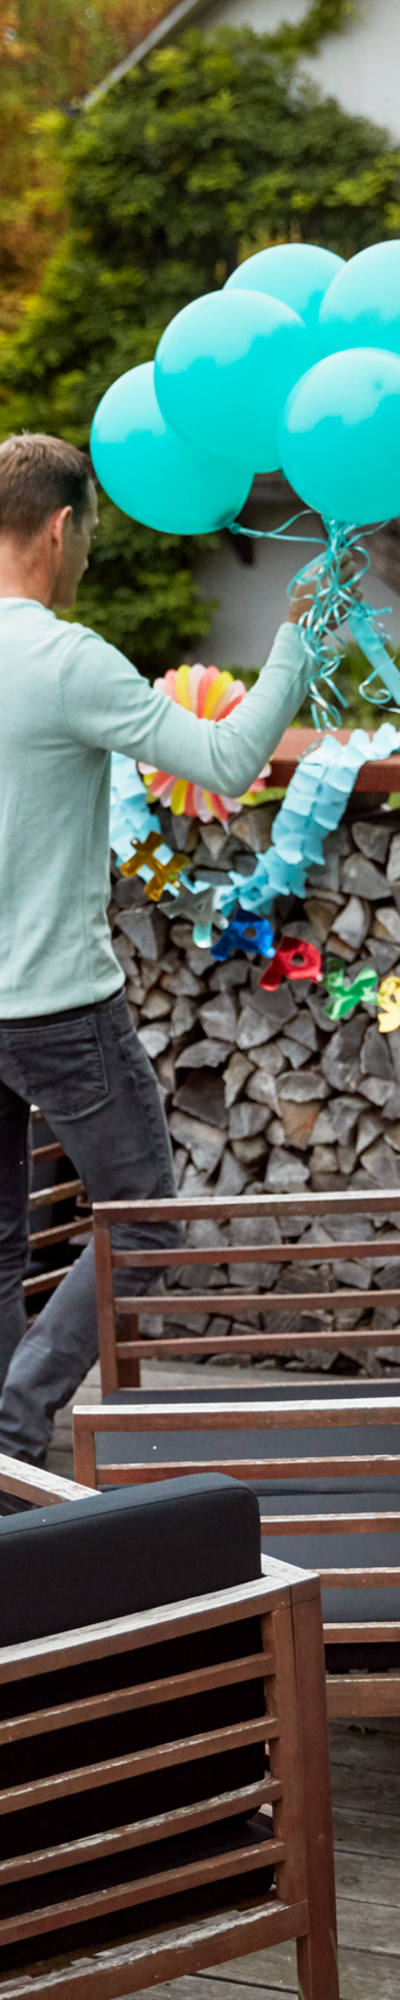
top-left (194, 514), bottom-right (400, 669)
top-left (204, 0), bottom-right (400, 141)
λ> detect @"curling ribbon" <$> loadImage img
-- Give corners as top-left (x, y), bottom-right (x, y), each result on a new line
top-left (377, 975), bottom-right (400, 1033)
top-left (230, 508), bottom-right (400, 727)
top-left (323, 963), bottom-right (379, 1020)
top-left (212, 908), bottom-right (274, 963)
top-left (259, 938), bottom-right (322, 990)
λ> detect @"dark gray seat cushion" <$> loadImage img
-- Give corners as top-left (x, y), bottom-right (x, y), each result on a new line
top-left (0, 1471), bottom-right (261, 1647)
top-left (95, 1386), bottom-right (400, 1632)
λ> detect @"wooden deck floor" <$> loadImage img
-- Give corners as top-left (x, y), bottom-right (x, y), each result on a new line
top-left (47, 1360), bottom-right (400, 2000)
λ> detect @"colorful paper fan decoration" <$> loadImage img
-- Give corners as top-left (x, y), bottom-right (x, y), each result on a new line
top-left (138, 663), bottom-right (271, 824)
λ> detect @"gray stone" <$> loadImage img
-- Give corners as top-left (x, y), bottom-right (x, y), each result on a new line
top-left (359, 1076), bottom-right (393, 1109)
top-left (185, 1219), bottom-right (227, 1252)
top-left (237, 986), bottom-right (296, 1048)
top-left (332, 897), bottom-right (370, 949)
top-left (278, 1036), bottom-right (309, 1069)
top-left (227, 1257), bottom-right (278, 1288)
top-left (140, 960), bottom-right (164, 993)
top-left (383, 1122), bottom-right (400, 1152)
top-left (232, 1136), bottom-right (268, 1165)
top-left (326, 932), bottom-right (360, 964)
top-left (276, 1072), bottom-right (328, 1101)
top-left (310, 1145), bottom-right (338, 1176)
top-left (246, 1073), bottom-right (280, 1114)
top-left (236, 1005), bottom-right (276, 1051)
top-left (352, 817), bottom-right (391, 865)
top-left (169, 1112), bottom-right (225, 1175)
top-left (157, 1049), bottom-right (176, 1094)
top-left (249, 1043), bottom-right (285, 1074)
top-left (333, 1258), bottom-right (371, 1290)
top-left (284, 1011), bottom-right (318, 1053)
top-left (264, 1147), bottom-right (310, 1190)
top-left (341, 853), bottom-right (388, 899)
top-left (224, 1052), bottom-right (253, 1108)
top-left (229, 805), bottom-right (274, 852)
top-left (178, 1163), bottom-right (209, 1197)
top-left (142, 989), bottom-right (171, 1020)
top-left (137, 1025), bottom-right (169, 1059)
top-left (125, 974), bottom-right (145, 1006)
top-left (161, 968), bottom-right (202, 996)
top-left (321, 1018), bottom-right (364, 1093)
top-left (113, 876), bottom-right (145, 910)
top-left (304, 896), bottom-right (344, 941)
top-left (373, 905), bottom-right (400, 942)
top-left (268, 1117), bottom-right (286, 1143)
top-left (112, 936), bottom-right (136, 976)
top-left (209, 960), bottom-right (249, 990)
top-left (337, 1142), bottom-right (357, 1175)
top-left (230, 1215), bottom-right (281, 1249)
top-left (117, 906), bottom-right (167, 960)
top-left (195, 822), bottom-right (231, 861)
top-left (361, 1137), bottom-right (400, 1188)
top-left (311, 1111), bottom-right (336, 1145)
top-left (186, 944), bottom-right (214, 976)
top-left (176, 1040), bottom-right (226, 1070)
top-left (174, 1074), bottom-right (227, 1130)
top-left (355, 1112), bottom-right (382, 1156)
top-left (199, 993), bottom-right (237, 1042)
top-left (387, 832), bottom-right (400, 885)
top-left (174, 1147), bottom-right (189, 1188)
top-left (365, 940), bottom-right (400, 975)
top-left (307, 847), bottom-right (340, 891)
top-left (170, 996), bottom-right (197, 1038)
top-left (214, 1150), bottom-right (249, 1195)
top-left (324, 1095), bottom-right (365, 1143)
top-left (229, 1100), bottom-right (269, 1140)
top-left (361, 1021), bottom-right (393, 1079)
top-left (374, 1259), bottom-right (400, 1289)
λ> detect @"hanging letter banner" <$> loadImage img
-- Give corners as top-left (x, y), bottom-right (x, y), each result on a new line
top-left (259, 937), bottom-right (323, 990)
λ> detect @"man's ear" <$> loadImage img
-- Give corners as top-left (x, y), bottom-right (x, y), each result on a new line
top-left (49, 505), bottom-right (73, 552)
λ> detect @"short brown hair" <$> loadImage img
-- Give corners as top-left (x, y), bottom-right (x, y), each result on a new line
top-left (0, 433), bottom-right (95, 539)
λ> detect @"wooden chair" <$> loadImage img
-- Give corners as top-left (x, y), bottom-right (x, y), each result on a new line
top-left (73, 1190), bottom-right (400, 1719)
top-left (0, 1455), bottom-right (337, 2000)
top-left (26, 1110), bottom-right (90, 1321)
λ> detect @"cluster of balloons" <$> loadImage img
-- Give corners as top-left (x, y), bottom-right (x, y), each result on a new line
top-left (91, 239), bottom-right (400, 534)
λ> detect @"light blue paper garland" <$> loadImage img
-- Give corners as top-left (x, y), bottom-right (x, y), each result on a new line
top-left (216, 723), bottom-right (400, 921)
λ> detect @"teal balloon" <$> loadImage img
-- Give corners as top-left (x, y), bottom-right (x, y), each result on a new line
top-left (279, 347), bottom-right (400, 527)
top-left (154, 288), bottom-right (312, 473)
top-left (90, 362), bottom-right (252, 533)
top-left (226, 242), bottom-right (343, 332)
top-left (320, 239), bottom-right (400, 355)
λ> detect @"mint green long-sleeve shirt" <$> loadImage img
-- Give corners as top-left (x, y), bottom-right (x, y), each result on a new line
top-left (0, 598), bottom-right (309, 1015)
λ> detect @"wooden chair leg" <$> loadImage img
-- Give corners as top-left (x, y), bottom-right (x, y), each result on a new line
top-left (293, 1592), bottom-right (339, 2000)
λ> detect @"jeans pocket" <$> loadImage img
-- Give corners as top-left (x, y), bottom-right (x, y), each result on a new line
top-left (5, 1017), bottom-right (109, 1123)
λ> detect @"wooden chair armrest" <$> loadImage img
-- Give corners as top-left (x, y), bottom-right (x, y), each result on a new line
top-left (0, 1451), bottom-right (93, 1509)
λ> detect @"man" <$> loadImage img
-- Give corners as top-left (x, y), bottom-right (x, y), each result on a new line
top-left (0, 431), bottom-right (354, 1466)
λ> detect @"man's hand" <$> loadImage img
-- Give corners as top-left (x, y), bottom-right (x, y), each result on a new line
top-left (287, 551), bottom-right (360, 626)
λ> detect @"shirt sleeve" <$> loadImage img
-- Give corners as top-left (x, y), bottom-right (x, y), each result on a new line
top-left (58, 619), bottom-right (310, 796)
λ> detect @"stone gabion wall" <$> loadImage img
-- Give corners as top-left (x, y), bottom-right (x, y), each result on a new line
top-left (108, 793), bottom-right (400, 1373)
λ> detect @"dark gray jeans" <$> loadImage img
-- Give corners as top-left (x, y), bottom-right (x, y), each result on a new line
top-left (0, 990), bottom-right (178, 1463)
